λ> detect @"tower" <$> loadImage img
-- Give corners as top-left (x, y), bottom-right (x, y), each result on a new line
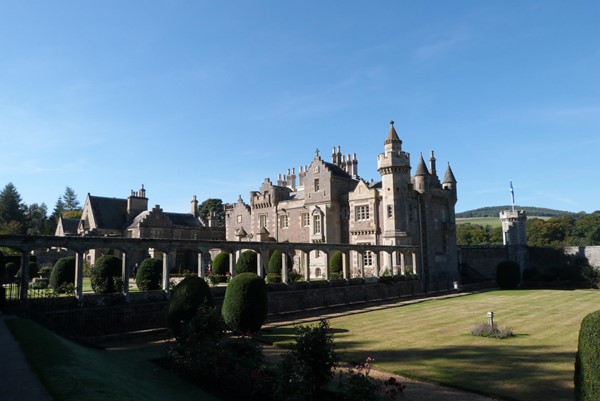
top-left (377, 120), bottom-right (412, 245)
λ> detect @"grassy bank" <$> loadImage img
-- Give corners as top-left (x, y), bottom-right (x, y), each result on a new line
top-left (6, 319), bottom-right (218, 401)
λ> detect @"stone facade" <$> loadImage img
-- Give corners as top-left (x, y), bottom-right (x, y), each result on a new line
top-left (57, 186), bottom-right (225, 269)
top-left (225, 121), bottom-right (460, 289)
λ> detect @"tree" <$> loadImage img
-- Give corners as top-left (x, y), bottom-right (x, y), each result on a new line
top-left (25, 203), bottom-right (51, 235)
top-left (0, 183), bottom-right (26, 232)
top-left (52, 196), bottom-right (66, 220)
top-left (62, 186), bottom-right (80, 211)
top-left (197, 198), bottom-right (225, 227)
top-left (573, 213), bottom-right (600, 246)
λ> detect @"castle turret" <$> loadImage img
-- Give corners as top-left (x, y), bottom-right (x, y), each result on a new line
top-left (442, 163), bottom-right (457, 193)
top-left (414, 153), bottom-right (430, 193)
top-left (377, 120), bottom-right (412, 245)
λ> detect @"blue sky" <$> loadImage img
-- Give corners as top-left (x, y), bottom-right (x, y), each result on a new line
top-left (1, 1), bottom-right (599, 215)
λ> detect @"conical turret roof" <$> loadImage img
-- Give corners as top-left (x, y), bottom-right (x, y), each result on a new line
top-left (443, 163), bottom-right (457, 184)
top-left (385, 120), bottom-right (401, 145)
top-left (415, 153), bottom-right (430, 176)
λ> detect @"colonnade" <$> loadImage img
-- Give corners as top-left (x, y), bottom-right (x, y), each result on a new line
top-left (0, 235), bottom-right (419, 303)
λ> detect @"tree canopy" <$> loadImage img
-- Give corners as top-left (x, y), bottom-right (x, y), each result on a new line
top-left (197, 198), bottom-right (224, 227)
top-left (0, 183), bottom-right (26, 234)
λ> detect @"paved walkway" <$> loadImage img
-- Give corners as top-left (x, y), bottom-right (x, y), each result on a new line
top-left (0, 315), bottom-right (53, 401)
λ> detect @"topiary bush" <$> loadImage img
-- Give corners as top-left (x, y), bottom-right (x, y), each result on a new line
top-left (221, 272), bottom-right (268, 334)
top-left (212, 251), bottom-right (230, 276)
top-left (496, 260), bottom-right (521, 289)
top-left (135, 258), bottom-right (162, 291)
top-left (236, 250), bottom-right (257, 274)
top-left (575, 310), bottom-right (600, 400)
top-left (167, 276), bottom-right (213, 335)
top-left (268, 249), bottom-right (283, 275)
top-left (49, 256), bottom-right (76, 291)
top-left (4, 261), bottom-right (18, 282)
top-left (90, 255), bottom-right (123, 294)
top-left (329, 250), bottom-right (343, 273)
top-left (16, 261), bottom-right (39, 281)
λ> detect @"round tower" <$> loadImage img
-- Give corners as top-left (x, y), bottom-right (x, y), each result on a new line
top-left (377, 120), bottom-right (412, 244)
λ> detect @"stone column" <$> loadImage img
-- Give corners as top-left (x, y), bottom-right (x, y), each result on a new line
top-left (162, 252), bottom-right (171, 293)
top-left (412, 252), bottom-right (418, 277)
top-left (323, 251), bottom-right (330, 281)
top-left (373, 251), bottom-right (380, 278)
top-left (75, 252), bottom-right (85, 303)
top-left (358, 251), bottom-right (365, 278)
top-left (197, 250), bottom-right (205, 279)
top-left (400, 253), bottom-right (406, 275)
top-left (342, 251), bottom-right (349, 279)
top-left (304, 250), bottom-right (311, 282)
top-left (282, 252), bottom-right (289, 284)
top-left (229, 251), bottom-right (237, 277)
top-left (122, 252), bottom-right (134, 299)
top-left (259, 249), bottom-right (268, 278)
top-left (18, 250), bottom-right (30, 302)
top-left (387, 252), bottom-right (394, 276)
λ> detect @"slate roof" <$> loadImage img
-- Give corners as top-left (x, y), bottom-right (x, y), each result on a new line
top-left (60, 218), bottom-right (80, 235)
top-left (89, 196), bottom-right (128, 229)
top-left (443, 163), bottom-right (457, 184)
top-left (385, 120), bottom-right (401, 143)
top-left (164, 212), bottom-right (202, 227)
top-left (323, 161), bottom-right (353, 179)
top-left (415, 153), bottom-right (430, 176)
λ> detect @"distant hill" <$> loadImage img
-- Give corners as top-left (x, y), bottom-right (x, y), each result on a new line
top-left (456, 206), bottom-right (574, 218)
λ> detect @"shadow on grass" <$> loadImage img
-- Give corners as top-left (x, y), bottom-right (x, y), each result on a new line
top-left (334, 336), bottom-right (574, 401)
top-left (258, 326), bottom-right (349, 345)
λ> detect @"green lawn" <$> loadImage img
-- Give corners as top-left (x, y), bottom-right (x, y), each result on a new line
top-left (264, 290), bottom-right (600, 401)
top-left (6, 319), bottom-right (219, 401)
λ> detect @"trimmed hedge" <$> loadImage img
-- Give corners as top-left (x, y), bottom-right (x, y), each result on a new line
top-left (91, 255), bottom-right (122, 294)
top-left (135, 258), bottom-right (162, 291)
top-left (236, 250), bottom-right (258, 274)
top-left (575, 310), bottom-right (600, 400)
top-left (4, 261), bottom-right (18, 283)
top-left (49, 257), bottom-right (76, 291)
top-left (222, 272), bottom-right (267, 334)
top-left (496, 260), bottom-right (521, 289)
top-left (212, 251), bottom-right (230, 275)
top-left (167, 276), bottom-right (213, 335)
top-left (16, 261), bottom-right (39, 280)
top-left (329, 251), bottom-right (343, 275)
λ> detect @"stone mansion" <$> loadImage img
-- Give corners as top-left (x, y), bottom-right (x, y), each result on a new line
top-left (225, 121), bottom-right (459, 286)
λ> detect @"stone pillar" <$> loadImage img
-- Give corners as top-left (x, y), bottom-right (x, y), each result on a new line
top-left (323, 251), bottom-right (330, 281)
top-left (342, 251), bottom-right (349, 279)
top-left (388, 252), bottom-right (394, 276)
top-left (122, 252), bottom-right (134, 299)
top-left (400, 253), bottom-right (406, 275)
top-left (75, 252), bottom-right (85, 302)
top-left (358, 251), bottom-right (365, 278)
top-left (18, 250), bottom-right (30, 302)
top-left (412, 252), bottom-right (418, 277)
top-left (162, 252), bottom-right (171, 293)
top-left (229, 251), bottom-right (237, 277)
top-left (282, 252), bottom-right (289, 283)
top-left (304, 250), bottom-right (311, 282)
top-left (197, 250), bottom-right (205, 279)
top-left (373, 251), bottom-right (380, 278)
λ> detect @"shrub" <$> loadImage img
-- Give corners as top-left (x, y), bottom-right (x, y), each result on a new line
top-left (276, 319), bottom-right (337, 401)
top-left (496, 260), bottom-right (521, 289)
top-left (16, 261), bottom-right (39, 281)
top-left (265, 273), bottom-right (281, 284)
top-left (207, 274), bottom-right (227, 285)
top-left (38, 265), bottom-right (52, 279)
top-left (0, 250), bottom-right (4, 282)
top-left (212, 251), bottom-right (230, 275)
top-left (575, 310), bottom-right (600, 400)
top-left (135, 258), bottom-right (162, 291)
top-left (167, 276), bottom-right (213, 335)
top-left (90, 255), bottom-right (123, 294)
top-left (581, 265), bottom-right (600, 288)
top-left (471, 323), bottom-right (514, 339)
top-left (221, 272), bottom-right (268, 334)
top-left (49, 257), bottom-right (76, 291)
top-left (329, 250), bottom-right (343, 276)
top-left (4, 262), bottom-right (18, 282)
top-left (169, 303), bottom-right (268, 400)
top-left (236, 250), bottom-right (258, 274)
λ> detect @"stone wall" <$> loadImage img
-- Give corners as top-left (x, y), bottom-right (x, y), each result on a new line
top-left (458, 246), bottom-right (508, 280)
top-left (563, 246), bottom-right (600, 267)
